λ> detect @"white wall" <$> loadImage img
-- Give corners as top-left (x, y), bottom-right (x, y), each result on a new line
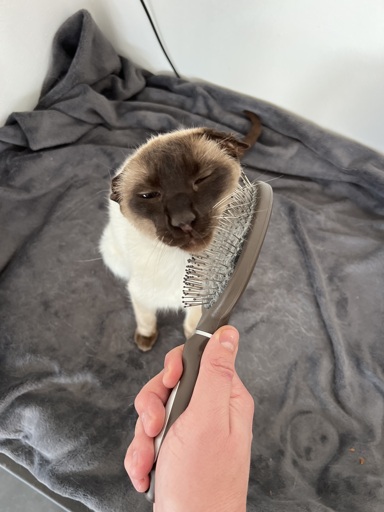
top-left (147, 0), bottom-right (384, 154)
top-left (1, 0), bottom-right (384, 154)
top-left (0, 0), bottom-right (172, 125)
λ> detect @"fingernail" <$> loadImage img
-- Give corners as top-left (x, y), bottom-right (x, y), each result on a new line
top-left (219, 328), bottom-right (238, 352)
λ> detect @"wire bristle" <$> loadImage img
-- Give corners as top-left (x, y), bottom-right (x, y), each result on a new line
top-left (182, 172), bottom-right (259, 309)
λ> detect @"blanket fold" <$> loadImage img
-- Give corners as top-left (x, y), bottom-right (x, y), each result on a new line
top-left (1, 9), bottom-right (383, 512)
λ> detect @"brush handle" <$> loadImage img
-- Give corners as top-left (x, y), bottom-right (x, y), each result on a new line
top-left (145, 330), bottom-right (212, 503)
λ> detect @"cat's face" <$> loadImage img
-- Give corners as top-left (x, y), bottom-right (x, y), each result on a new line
top-left (110, 127), bottom-right (248, 253)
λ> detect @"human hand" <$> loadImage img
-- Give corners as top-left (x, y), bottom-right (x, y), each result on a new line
top-left (125, 326), bottom-right (254, 512)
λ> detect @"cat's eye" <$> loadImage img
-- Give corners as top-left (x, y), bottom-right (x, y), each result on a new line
top-left (139, 192), bottom-right (161, 199)
top-left (194, 174), bottom-right (211, 186)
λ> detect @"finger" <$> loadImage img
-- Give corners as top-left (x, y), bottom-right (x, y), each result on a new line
top-left (125, 418), bottom-right (154, 492)
top-left (126, 345), bottom-right (185, 492)
top-left (189, 326), bottom-right (239, 429)
top-left (163, 344), bottom-right (184, 388)
top-left (134, 372), bottom-right (168, 438)
top-left (134, 345), bottom-right (184, 437)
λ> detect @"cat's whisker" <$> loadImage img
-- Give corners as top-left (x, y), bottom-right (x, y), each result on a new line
top-left (117, 147), bottom-right (134, 161)
top-left (212, 171), bottom-right (258, 211)
top-left (212, 207), bottom-right (270, 221)
top-left (257, 174), bottom-right (284, 184)
top-left (153, 237), bottom-right (171, 276)
top-left (212, 191), bottom-right (234, 211)
top-left (97, 162), bottom-right (119, 178)
top-left (77, 257), bottom-right (103, 263)
top-left (60, 188), bottom-right (110, 220)
top-left (145, 235), bottom-right (167, 273)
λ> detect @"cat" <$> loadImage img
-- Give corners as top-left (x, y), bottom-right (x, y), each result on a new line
top-left (100, 111), bottom-right (262, 351)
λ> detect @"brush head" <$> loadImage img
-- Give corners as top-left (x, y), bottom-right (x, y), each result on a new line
top-left (183, 174), bottom-right (272, 311)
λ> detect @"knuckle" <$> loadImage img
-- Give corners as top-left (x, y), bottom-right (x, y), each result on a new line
top-left (207, 356), bottom-right (235, 380)
top-left (164, 344), bottom-right (183, 365)
top-left (134, 416), bottom-right (143, 435)
top-left (135, 389), bottom-right (157, 417)
top-left (164, 351), bottom-right (172, 369)
top-left (124, 445), bottom-right (134, 474)
top-left (123, 453), bottom-right (130, 473)
top-left (134, 394), bottom-right (142, 414)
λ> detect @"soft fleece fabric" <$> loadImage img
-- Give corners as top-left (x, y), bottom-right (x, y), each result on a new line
top-left (1, 10), bottom-right (384, 512)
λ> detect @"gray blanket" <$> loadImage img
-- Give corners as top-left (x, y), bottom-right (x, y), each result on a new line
top-left (1, 10), bottom-right (384, 512)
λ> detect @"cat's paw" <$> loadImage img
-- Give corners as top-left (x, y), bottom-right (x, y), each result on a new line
top-left (135, 329), bottom-right (158, 352)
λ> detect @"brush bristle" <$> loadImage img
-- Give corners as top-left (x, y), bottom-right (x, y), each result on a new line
top-left (182, 173), bottom-right (258, 309)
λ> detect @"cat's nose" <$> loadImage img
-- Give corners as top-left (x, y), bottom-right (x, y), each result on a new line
top-left (170, 212), bottom-right (196, 231)
top-left (167, 194), bottom-right (196, 232)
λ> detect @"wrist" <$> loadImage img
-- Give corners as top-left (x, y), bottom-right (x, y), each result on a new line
top-left (210, 497), bottom-right (246, 512)
top-left (154, 493), bottom-right (247, 512)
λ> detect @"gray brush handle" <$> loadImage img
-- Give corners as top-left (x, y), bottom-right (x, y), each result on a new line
top-left (145, 331), bottom-right (211, 503)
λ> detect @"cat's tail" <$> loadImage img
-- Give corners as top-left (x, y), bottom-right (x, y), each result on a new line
top-left (240, 110), bottom-right (262, 154)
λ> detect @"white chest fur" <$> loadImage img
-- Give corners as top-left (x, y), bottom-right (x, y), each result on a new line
top-left (100, 201), bottom-right (190, 311)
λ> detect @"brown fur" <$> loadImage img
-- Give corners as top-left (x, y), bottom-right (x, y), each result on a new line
top-left (110, 113), bottom-right (262, 254)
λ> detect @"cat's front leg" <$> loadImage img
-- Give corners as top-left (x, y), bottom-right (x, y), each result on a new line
top-left (129, 292), bottom-right (158, 352)
top-left (183, 305), bottom-right (202, 339)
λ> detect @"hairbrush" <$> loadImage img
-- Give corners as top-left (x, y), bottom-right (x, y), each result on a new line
top-left (145, 174), bottom-right (273, 502)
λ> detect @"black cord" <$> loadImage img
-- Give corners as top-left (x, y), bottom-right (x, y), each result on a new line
top-left (139, 0), bottom-right (180, 78)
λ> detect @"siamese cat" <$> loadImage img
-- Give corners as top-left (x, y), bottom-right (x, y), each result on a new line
top-left (100, 111), bottom-right (262, 351)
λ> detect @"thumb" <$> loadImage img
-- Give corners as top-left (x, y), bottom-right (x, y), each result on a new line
top-left (188, 326), bottom-right (239, 423)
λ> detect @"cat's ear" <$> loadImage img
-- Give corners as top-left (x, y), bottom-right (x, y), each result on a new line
top-left (110, 174), bottom-right (122, 203)
top-left (199, 129), bottom-right (250, 159)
